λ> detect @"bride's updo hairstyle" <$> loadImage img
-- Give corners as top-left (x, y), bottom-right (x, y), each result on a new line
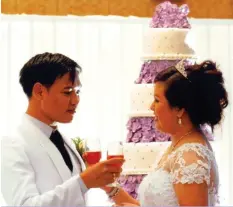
top-left (154, 60), bottom-right (228, 130)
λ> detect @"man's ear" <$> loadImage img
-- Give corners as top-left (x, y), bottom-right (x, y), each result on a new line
top-left (32, 83), bottom-right (45, 100)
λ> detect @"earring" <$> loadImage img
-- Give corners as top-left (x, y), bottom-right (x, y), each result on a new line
top-left (178, 117), bottom-right (182, 125)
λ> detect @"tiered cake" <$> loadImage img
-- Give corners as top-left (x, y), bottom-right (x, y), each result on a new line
top-left (119, 1), bottom-right (213, 199)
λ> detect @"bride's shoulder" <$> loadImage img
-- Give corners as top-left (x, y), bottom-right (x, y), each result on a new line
top-left (168, 142), bottom-right (216, 169)
top-left (174, 142), bottom-right (214, 155)
top-left (168, 142), bottom-right (215, 165)
top-left (167, 142), bottom-right (218, 186)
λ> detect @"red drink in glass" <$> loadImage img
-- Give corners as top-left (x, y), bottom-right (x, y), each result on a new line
top-left (85, 151), bottom-right (102, 165)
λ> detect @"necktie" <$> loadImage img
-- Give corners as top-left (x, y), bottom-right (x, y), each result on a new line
top-left (50, 130), bottom-right (73, 172)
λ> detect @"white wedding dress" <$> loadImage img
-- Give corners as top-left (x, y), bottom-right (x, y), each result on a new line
top-left (138, 143), bottom-right (219, 206)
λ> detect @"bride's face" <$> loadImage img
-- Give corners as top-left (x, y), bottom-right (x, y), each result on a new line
top-left (150, 82), bottom-right (179, 134)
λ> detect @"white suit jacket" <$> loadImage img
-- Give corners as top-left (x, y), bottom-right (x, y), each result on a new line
top-left (1, 115), bottom-right (87, 206)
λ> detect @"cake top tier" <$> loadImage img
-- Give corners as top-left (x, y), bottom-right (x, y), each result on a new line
top-left (142, 28), bottom-right (196, 60)
top-left (150, 1), bottom-right (191, 29)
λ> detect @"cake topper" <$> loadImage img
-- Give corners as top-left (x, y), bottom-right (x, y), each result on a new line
top-left (150, 1), bottom-right (191, 28)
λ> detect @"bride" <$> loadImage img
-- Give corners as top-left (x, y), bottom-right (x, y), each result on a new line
top-left (102, 60), bottom-right (228, 206)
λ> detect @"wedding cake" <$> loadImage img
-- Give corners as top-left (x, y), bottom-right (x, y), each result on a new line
top-left (142, 28), bottom-right (196, 61)
top-left (119, 1), bottom-right (213, 199)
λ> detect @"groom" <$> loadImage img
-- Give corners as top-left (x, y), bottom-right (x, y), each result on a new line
top-left (1, 52), bottom-right (124, 206)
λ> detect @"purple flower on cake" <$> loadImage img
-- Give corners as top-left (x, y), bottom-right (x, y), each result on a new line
top-left (141, 73), bottom-right (152, 84)
top-left (131, 131), bottom-right (142, 143)
top-left (141, 118), bottom-right (153, 131)
top-left (131, 192), bottom-right (137, 199)
top-left (126, 118), bottom-right (134, 129)
top-left (136, 61), bottom-right (157, 84)
top-left (126, 117), bottom-right (172, 143)
top-left (150, 1), bottom-right (191, 28)
top-left (127, 118), bottom-right (142, 131)
top-left (136, 175), bottom-right (145, 183)
top-left (141, 62), bottom-right (149, 75)
top-left (141, 130), bottom-right (155, 142)
top-left (124, 183), bottom-right (136, 193)
top-left (136, 60), bottom-right (180, 84)
top-left (127, 176), bottom-right (137, 183)
top-left (131, 119), bottom-right (142, 132)
top-left (118, 176), bottom-right (127, 185)
top-left (126, 131), bottom-right (133, 142)
top-left (156, 133), bottom-right (171, 142)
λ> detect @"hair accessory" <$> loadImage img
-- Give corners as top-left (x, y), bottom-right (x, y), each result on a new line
top-left (175, 59), bottom-right (188, 78)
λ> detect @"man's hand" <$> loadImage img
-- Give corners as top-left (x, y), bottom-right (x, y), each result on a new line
top-left (80, 157), bottom-right (124, 188)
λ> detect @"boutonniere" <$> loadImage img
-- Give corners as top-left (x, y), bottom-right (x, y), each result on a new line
top-left (72, 137), bottom-right (85, 158)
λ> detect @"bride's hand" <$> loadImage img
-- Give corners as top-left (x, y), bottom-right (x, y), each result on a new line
top-left (112, 202), bottom-right (140, 206)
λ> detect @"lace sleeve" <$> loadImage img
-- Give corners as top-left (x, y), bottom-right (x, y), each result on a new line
top-left (170, 144), bottom-right (212, 185)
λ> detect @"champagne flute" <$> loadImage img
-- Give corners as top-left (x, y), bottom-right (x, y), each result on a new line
top-left (107, 141), bottom-right (124, 186)
top-left (84, 138), bottom-right (102, 165)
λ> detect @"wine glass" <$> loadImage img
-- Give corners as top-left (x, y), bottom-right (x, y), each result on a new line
top-left (107, 141), bottom-right (124, 186)
top-left (84, 138), bottom-right (102, 165)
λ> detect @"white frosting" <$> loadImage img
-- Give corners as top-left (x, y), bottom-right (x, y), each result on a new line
top-left (129, 84), bottom-right (154, 117)
top-left (142, 28), bottom-right (197, 60)
top-left (122, 142), bottom-right (170, 175)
